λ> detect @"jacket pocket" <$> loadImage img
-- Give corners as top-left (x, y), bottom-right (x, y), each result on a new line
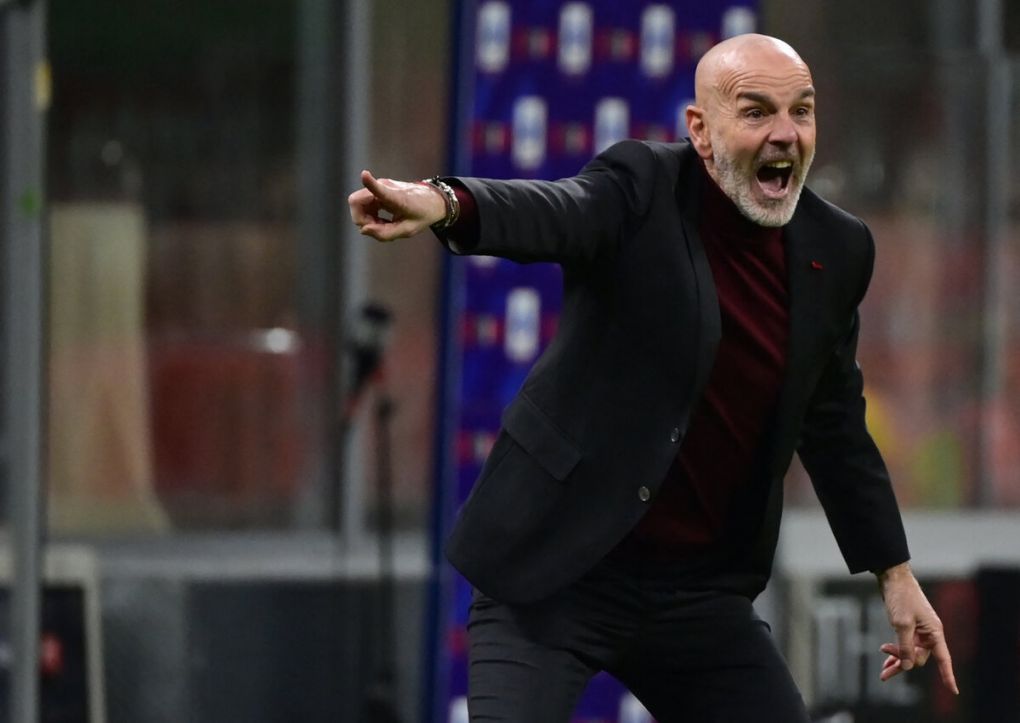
top-left (500, 394), bottom-right (582, 481)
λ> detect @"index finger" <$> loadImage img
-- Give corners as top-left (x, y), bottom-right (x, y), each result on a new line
top-left (361, 170), bottom-right (392, 202)
top-left (932, 639), bottom-right (959, 695)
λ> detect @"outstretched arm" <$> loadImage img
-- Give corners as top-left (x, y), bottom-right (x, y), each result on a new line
top-left (348, 139), bottom-right (661, 265)
top-left (348, 170), bottom-right (447, 241)
top-left (875, 562), bottom-right (959, 694)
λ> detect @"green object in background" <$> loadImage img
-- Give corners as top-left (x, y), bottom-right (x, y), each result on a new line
top-left (19, 188), bottom-right (42, 219)
top-left (911, 430), bottom-right (964, 508)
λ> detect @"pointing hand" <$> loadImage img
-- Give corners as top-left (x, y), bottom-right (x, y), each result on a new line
top-left (348, 170), bottom-right (447, 242)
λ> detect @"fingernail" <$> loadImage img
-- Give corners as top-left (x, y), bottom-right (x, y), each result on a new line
top-left (901, 660), bottom-right (913, 671)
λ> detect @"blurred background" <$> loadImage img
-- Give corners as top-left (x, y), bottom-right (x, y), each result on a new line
top-left (1, 0), bottom-right (1019, 721)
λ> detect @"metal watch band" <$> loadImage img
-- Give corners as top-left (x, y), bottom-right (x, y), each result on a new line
top-left (423, 176), bottom-right (460, 230)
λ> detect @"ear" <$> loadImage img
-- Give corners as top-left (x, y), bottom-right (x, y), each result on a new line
top-left (685, 105), bottom-right (713, 160)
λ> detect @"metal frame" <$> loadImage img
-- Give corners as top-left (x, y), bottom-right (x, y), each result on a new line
top-left (295, 0), bottom-right (373, 540)
top-left (1, 1), bottom-right (47, 722)
top-left (976, 0), bottom-right (1011, 505)
top-left (338, 0), bottom-right (373, 550)
top-left (296, 0), bottom-right (345, 531)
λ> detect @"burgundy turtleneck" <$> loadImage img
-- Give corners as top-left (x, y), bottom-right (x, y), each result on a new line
top-left (613, 165), bottom-right (790, 562)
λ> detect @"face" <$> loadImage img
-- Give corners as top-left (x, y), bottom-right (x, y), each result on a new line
top-left (690, 48), bottom-right (816, 227)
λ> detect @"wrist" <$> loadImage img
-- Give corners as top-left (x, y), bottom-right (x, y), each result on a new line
top-left (874, 561), bottom-right (913, 590)
top-left (422, 177), bottom-right (460, 230)
top-left (419, 182), bottom-right (447, 225)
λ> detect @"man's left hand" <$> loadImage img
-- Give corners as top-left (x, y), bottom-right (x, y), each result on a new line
top-left (875, 561), bottom-right (959, 694)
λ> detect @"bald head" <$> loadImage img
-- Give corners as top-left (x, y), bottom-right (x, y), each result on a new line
top-left (694, 34), bottom-right (810, 111)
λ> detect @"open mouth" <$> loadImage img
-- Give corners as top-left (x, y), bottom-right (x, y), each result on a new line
top-left (756, 160), bottom-right (794, 198)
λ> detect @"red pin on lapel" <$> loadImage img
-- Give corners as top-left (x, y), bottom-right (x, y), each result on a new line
top-left (810, 260), bottom-right (824, 270)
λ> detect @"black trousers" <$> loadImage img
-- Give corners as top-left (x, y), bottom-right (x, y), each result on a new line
top-left (466, 560), bottom-right (810, 723)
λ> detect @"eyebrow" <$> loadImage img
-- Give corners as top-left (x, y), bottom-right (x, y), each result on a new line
top-left (737, 88), bottom-right (816, 105)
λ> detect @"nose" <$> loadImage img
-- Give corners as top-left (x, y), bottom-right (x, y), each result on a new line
top-left (768, 113), bottom-right (798, 146)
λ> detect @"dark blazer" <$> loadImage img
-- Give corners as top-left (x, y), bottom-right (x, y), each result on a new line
top-left (443, 139), bottom-right (909, 604)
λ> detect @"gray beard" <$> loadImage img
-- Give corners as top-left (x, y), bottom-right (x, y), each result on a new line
top-left (711, 141), bottom-right (814, 228)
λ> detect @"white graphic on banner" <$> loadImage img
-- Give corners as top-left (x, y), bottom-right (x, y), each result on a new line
top-left (472, 431), bottom-right (497, 461)
top-left (448, 695), bottom-right (468, 723)
top-left (619, 693), bottom-right (654, 723)
top-left (559, 3), bottom-right (593, 75)
top-left (505, 287), bottom-right (541, 362)
top-left (641, 5), bottom-right (675, 78)
top-left (477, 1), bottom-right (511, 73)
top-left (512, 96), bottom-right (548, 169)
top-left (470, 254), bottom-right (500, 269)
top-left (722, 6), bottom-right (757, 39)
top-left (594, 97), bottom-right (630, 154)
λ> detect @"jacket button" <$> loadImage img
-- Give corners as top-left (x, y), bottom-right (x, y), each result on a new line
top-left (670, 427), bottom-right (681, 443)
top-left (638, 486), bottom-right (651, 502)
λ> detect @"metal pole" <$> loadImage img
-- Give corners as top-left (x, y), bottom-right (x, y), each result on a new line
top-left (296, 0), bottom-right (343, 530)
top-left (976, 0), bottom-right (1009, 506)
top-left (2, 1), bottom-right (48, 722)
top-left (339, 0), bottom-right (372, 551)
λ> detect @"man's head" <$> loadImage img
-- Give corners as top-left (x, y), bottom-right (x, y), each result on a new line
top-left (686, 34), bottom-right (816, 227)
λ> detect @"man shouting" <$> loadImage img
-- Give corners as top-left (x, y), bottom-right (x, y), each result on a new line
top-left (349, 33), bottom-right (957, 723)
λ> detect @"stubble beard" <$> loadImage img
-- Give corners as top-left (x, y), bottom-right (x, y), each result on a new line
top-left (710, 133), bottom-right (814, 228)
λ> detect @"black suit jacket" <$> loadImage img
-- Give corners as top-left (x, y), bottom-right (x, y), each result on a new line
top-left (443, 140), bottom-right (909, 604)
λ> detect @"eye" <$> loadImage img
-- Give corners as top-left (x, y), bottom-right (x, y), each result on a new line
top-left (744, 107), bottom-right (766, 120)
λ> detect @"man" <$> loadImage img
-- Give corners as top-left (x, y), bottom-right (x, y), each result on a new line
top-left (349, 33), bottom-right (957, 722)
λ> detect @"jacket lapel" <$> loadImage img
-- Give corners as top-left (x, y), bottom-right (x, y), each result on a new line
top-left (768, 205), bottom-right (828, 476)
top-left (676, 154), bottom-right (722, 412)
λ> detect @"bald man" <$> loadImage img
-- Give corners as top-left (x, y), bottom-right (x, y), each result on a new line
top-left (350, 34), bottom-right (956, 722)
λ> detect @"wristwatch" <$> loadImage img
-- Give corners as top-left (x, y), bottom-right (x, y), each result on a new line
top-left (422, 176), bottom-right (461, 230)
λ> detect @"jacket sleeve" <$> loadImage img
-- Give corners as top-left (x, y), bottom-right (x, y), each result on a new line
top-left (437, 139), bottom-right (660, 265)
top-left (797, 225), bottom-right (910, 574)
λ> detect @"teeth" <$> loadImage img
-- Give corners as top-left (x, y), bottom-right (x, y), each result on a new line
top-left (763, 161), bottom-right (792, 169)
